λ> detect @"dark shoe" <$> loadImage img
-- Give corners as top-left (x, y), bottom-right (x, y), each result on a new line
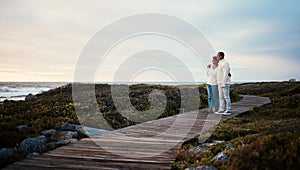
top-left (223, 111), bottom-right (231, 115)
top-left (214, 110), bottom-right (224, 115)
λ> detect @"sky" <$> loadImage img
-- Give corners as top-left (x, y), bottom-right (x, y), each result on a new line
top-left (0, 0), bottom-right (299, 82)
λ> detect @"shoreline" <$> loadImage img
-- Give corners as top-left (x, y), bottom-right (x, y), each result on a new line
top-left (1, 81), bottom-right (298, 102)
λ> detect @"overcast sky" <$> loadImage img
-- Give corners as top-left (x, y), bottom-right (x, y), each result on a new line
top-left (0, 0), bottom-right (299, 82)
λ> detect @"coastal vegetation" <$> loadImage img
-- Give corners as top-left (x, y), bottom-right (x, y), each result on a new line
top-left (0, 83), bottom-right (240, 167)
top-left (173, 82), bottom-right (300, 169)
top-left (2, 82), bottom-right (298, 169)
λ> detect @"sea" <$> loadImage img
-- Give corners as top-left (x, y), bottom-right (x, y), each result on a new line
top-left (0, 82), bottom-right (68, 102)
top-left (0, 81), bottom-right (247, 102)
top-left (0, 81), bottom-right (204, 102)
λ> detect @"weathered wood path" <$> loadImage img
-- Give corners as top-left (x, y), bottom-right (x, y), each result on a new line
top-left (6, 95), bottom-right (270, 170)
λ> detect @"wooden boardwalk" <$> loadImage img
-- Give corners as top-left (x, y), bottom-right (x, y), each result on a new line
top-left (6, 95), bottom-right (270, 170)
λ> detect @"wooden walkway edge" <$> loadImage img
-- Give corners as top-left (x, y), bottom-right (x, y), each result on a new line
top-left (5, 95), bottom-right (271, 170)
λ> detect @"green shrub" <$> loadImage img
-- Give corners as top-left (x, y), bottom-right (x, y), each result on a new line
top-left (174, 82), bottom-right (300, 170)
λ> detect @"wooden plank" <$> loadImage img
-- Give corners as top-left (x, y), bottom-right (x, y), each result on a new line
top-left (4, 95), bottom-right (270, 170)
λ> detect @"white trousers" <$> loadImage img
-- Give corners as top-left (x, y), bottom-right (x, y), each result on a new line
top-left (218, 84), bottom-right (231, 112)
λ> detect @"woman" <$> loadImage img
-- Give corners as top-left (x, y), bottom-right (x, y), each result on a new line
top-left (206, 56), bottom-right (219, 113)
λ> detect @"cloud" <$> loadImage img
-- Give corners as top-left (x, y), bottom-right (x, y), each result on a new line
top-left (0, 68), bottom-right (22, 74)
top-left (0, 0), bottom-right (299, 82)
top-left (229, 53), bottom-right (300, 81)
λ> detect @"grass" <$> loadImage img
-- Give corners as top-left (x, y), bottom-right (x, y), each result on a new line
top-left (173, 82), bottom-right (300, 170)
top-left (0, 83), bottom-right (240, 168)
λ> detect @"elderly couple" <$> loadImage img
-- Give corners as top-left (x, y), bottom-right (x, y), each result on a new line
top-left (206, 51), bottom-right (231, 115)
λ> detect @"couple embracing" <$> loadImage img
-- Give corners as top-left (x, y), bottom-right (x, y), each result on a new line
top-left (206, 51), bottom-right (231, 115)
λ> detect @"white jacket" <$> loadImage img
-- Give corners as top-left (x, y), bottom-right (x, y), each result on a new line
top-left (207, 66), bottom-right (218, 85)
top-left (217, 59), bottom-right (231, 85)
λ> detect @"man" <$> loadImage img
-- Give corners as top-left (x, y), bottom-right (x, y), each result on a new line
top-left (215, 51), bottom-right (231, 115)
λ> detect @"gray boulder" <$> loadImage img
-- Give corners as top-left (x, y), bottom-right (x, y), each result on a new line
top-left (25, 93), bottom-right (36, 100)
top-left (185, 165), bottom-right (218, 170)
top-left (16, 125), bottom-right (28, 131)
top-left (19, 135), bottom-right (47, 156)
top-left (55, 123), bottom-right (76, 131)
top-left (47, 139), bottom-right (78, 150)
top-left (212, 151), bottom-right (228, 162)
top-left (56, 131), bottom-right (78, 141)
top-left (41, 129), bottom-right (57, 138)
top-left (225, 144), bottom-right (235, 150)
top-left (65, 131), bottom-right (78, 139)
top-left (189, 146), bottom-right (206, 153)
top-left (74, 125), bottom-right (83, 131)
top-left (0, 148), bottom-right (14, 159)
top-left (202, 140), bottom-right (225, 147)
top-left (80, 126), bottom-right (109, 138)
top-left (213, 140), bottom-right (225, 144)
top-left (47, 141), bottom-right (69, 150)
top-left (26, 152), bottom-right (40, 158)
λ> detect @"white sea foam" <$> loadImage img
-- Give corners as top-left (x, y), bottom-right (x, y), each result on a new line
top-left (0, 82), bottom-right (67, 102)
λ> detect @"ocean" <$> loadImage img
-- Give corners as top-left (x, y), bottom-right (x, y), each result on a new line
top-left (0, 81), bottom-right (246, 102)
top-left (0, 81), bottom-right (204, 102)
top-left (0, 82), bottom-right (68, 102)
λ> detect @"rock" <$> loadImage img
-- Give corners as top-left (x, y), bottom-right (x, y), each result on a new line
top-left (212, 151), bottom-right (228, 162)
top-left (202, 140), bottom-right (225, 147)
top-left (25, 93), bottom-right (36, 100)
top-left (47, 141), bottom-right (69, 150)
top-left (16, 125), bottom-right (28, 131)
top-left (201, 143), bottom-right (216, 147)
top-left (74, 125), bottom-right (83, 131)
top-left (47, 139), bottom-right (78, 150)
top-left (65, 131), bottom-right (78, 139)
top-left (225, 144), bottom-right (235, 150)
top-left (19, 135), bottom-right (47, 156)
top-left (185, 165), bottom-right (218, 170)
top-left (75, 125), bottom-right (90, 138)
top-left (56, 131), bottom-right (78, 141)
top-left (80, 126), bottom-right (109, 138)
top-left (55, 123), bottom-right (76, 131)
top-left (26, 152), bottom-right (40, 158)
top-left (76, 128), bottom-right (88, 138)
top-left (189, 146), bottom-right (206, 153)
top-left (0, 148), bottom-right (14, 159)
top-left (212, 140), bottom-right (225, 144)
top-left (40, 129), bottom-right (57, 138)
